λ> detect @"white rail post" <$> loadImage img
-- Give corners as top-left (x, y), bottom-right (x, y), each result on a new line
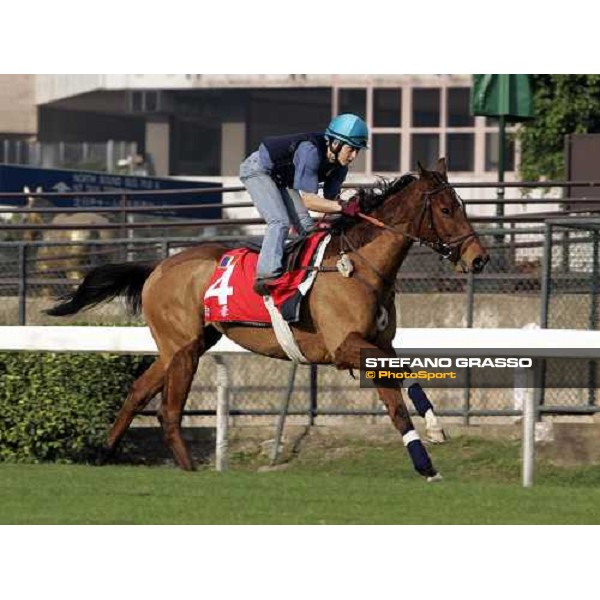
top-left (213, 355), bottom-right (230, 472)
top-left (522, 367), bottom-right (537, 487)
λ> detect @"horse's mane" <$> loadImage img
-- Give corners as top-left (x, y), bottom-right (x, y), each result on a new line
top-left (327, 173), bottom-right (417, 250)
top-left (356, 173), bottom-right (417, 215)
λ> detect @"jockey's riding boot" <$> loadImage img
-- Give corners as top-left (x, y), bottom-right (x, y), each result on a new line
top-left (253, 275), bottom-right (280, 296)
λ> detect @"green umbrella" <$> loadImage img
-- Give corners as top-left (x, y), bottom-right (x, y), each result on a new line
top-left (471, 74), bottom-right (535, 260)
top-left (471, 74), bottom-right (534, 122)
top-left (471, 74), bottom-right (534, 219)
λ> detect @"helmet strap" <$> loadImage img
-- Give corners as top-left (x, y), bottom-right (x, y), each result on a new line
top-left (328, 139), bottom-right (343, 165)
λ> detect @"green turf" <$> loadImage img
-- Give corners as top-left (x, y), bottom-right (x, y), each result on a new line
top-left (1, 436), bottom-right (600, 524)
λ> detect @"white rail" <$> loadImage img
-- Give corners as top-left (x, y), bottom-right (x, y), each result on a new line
top-left (2, 326), bottom-right (599, 485)
top-left (3, 326), bottom-right (600, 355)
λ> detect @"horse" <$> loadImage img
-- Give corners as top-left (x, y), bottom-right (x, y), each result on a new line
top-left (46, 158), bottom-right (489, 481)
top-left (20, 187), bottom-right (114, 296)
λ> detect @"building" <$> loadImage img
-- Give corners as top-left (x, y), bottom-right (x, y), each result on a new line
top-left (0, 75), bottom-right (37, 139)
top-left (29, 74), bottom-right (514, 182)
top-left (1, 74), bottom-right (539, 229)
top-left (0, 74), bottom-right (557, 268)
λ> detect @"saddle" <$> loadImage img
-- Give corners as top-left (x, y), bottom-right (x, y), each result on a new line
top-left (204, 230), bottom-right (331, 326)
top-left (222, 231), bottom-right (320, 273)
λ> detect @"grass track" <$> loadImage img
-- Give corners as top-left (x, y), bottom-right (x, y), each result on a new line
top-left (2, 437), bottom-right (600, 524)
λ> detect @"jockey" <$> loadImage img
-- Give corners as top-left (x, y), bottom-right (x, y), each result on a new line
top-left (240, 113), bottom-right (369, 296)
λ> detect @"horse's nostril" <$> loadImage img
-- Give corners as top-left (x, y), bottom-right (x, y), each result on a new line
top-left (472, 257), bottom-right (485, 273)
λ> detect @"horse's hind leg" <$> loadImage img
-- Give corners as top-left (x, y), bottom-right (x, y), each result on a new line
top-left (104, 358), bottom-right (166, 456)
top-left (334, 332), bottom-right (441, 480)
top-left (157, 326), bottom-right (222, 471)
top-left (158, 338), bottom-right (202, 471)
top-left (404, 381), bottom-right (447, 443)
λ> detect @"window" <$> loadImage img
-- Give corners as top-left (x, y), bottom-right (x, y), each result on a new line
top-left (374, 89), bottom-right (401, 127)
top-left (132, 91), bottom-right (143, 112)
top-left (338, 88), bottom-right (366, 119)
top-left (145, 91), bottom-right (158, 112)
top-left (373, 134), bottom-right (401, 172)
top-left (411, 134), bottom-right (439, 169)
top-left (412, 88), bottom-right (440, 127)
top-left (446, 133), bottom-right (474, 171)
top-left (485, 133), bottom-right (515, 171)
top-left (175, 120), bottom-right (220, 176)
top-left (447, 88), bottom-right (473, 127)
top-left (334, 82), bottom-right (490, 176)
top-left (130, 90), bottom-right (160, 113)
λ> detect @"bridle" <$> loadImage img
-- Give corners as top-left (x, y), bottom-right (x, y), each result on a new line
top-left (332, 182), bottom-right (478, 292)
top-left (358, 182), bottom-right (477, 263)
top-left (313, 180), bottom-right (480, 300)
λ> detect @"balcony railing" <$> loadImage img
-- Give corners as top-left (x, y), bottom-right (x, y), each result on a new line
top-left (0, 140), bottom-right (139, 174)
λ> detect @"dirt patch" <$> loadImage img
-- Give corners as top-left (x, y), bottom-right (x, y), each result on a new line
top-left (113, 422), bottom-right (600, 469)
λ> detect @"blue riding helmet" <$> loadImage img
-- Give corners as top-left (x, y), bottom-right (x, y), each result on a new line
top-left (325, 114), bottom-right (369, 149)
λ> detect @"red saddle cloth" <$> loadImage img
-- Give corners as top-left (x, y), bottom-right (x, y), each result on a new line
top-left (204, 231), bottom-right (329, 325)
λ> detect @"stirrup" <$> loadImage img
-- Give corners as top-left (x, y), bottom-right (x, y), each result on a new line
top-left (253, 275), bottom-right (280, 296)
top-left (302, 225), bottom-right (319, 236)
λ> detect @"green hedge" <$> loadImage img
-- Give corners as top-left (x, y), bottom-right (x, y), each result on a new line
top-left (0, 352), bottom-right (153, 463)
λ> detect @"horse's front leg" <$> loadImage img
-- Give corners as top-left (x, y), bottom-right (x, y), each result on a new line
top-left (334, 332), bottom-right (442, 481)
top-left (376, 302), bottom-right (446, 443)
top-left (404, 380), bottom-right (447, 443)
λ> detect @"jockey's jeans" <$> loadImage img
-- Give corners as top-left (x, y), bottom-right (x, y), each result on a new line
top-left (240, 152), bottom-right (314, 279)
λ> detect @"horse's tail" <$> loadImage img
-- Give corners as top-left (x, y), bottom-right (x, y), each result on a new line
top-left (45, 262), bottom-right (156, 317)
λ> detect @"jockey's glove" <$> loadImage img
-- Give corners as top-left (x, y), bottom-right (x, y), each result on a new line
top-left (340, 196), bottom-right (362, 218)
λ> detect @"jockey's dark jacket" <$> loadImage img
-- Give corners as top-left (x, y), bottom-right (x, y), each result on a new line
top-left (260, 132), bottom-right (347, 197)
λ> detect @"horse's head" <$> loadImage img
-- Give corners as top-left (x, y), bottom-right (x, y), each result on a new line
top-left (393, 157), bottom-right (489, 274)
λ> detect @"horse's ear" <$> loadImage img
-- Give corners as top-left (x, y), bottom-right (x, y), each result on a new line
top-left (417, 161), bottom-right (428, 178)
top-left (435, 157), bottom-right (448, 179)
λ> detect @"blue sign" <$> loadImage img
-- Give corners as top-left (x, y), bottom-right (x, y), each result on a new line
top-left (0, 164), bottom-right (222, 219)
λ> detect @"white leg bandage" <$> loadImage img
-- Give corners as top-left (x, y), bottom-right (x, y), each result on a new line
top-left (402, 430), bottom-right (421, 447)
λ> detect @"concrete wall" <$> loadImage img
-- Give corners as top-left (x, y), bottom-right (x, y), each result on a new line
top-left (145, 119), bottom-right (170, 176)
top-left (0, 75), bottom-right (37, 135)
top-left (36, 75), bottom-right (104, 105)
top-left (221, 123), bottom-right (246, 177)
top-left (396, 293), bottom-right (541, 329)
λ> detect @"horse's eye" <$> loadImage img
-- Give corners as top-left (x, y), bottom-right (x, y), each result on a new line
top-left (441, 207), bottom-right (451, 215)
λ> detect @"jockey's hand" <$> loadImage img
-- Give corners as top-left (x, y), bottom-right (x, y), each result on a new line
top-left (340, 196), bottom-right (362, 218)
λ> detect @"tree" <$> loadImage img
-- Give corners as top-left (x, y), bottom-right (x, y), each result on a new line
top-left (517, 75), bottom-right (600, 181)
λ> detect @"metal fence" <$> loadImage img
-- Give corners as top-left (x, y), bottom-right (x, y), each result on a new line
top-left (536, 218), bottom-right (600, 413)
top-left (2, 181), bottom-right (600, 423)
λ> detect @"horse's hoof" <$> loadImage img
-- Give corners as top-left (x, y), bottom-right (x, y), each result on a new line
top-left (426, 473), bottom-right (444, 483)
top-left (426, 427), bottom-right (448, 444)
top-left (176, 458), bottom-right (197, 471)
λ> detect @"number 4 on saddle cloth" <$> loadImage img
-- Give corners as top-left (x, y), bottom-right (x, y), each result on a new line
top-left (204, 231), bottom-right (331, 325)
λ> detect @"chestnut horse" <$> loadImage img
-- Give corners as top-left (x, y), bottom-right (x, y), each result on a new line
top-left (47, 158), bottom-right (488, 480)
